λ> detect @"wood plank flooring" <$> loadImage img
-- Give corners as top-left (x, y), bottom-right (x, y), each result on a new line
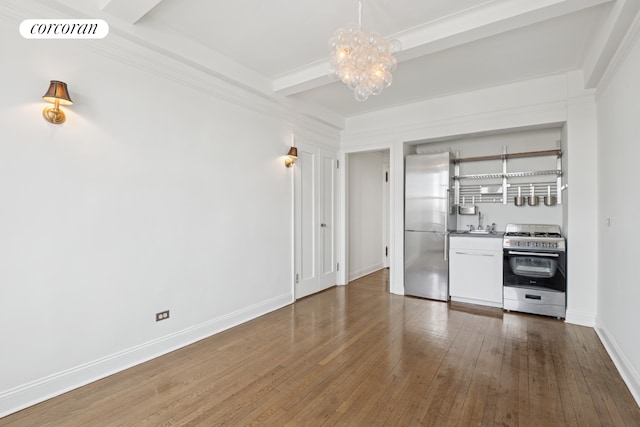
top-left (2, 269), bottom-right (639, 426)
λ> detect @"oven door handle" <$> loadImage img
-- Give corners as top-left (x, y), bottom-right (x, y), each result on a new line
top-left (507, 251), bottom-right (559, 257)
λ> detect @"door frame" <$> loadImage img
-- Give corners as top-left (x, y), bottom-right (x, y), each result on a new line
top-left (339, 145), bottom-right (398, 291)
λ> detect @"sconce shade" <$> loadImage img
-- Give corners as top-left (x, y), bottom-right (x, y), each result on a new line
top-left (42, 80), bottom-right (73, 105)
top-left (42, 80), bottom-right (73, 124)
top-left (284, 146), bottom-right (298, 168)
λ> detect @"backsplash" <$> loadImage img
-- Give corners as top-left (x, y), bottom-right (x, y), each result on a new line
top-left (456, 202), bottom-right (562, 233)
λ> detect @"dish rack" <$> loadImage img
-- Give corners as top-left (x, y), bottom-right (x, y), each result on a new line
top-left (453, 145), bottom-right (567, 206)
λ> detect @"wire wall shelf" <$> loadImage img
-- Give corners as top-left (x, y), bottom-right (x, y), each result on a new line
top-left (455, 170), bottom-right (562, 180)
top-left (453, 145), bottom-right (566, 205)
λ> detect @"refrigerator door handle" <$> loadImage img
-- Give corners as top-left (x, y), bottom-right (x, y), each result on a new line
top-left (443, 188), bottom-right (449, 262)
top-left (444, 189), bottom-right (449, 232)
top-left (444, 233), bottom-right (449, 262)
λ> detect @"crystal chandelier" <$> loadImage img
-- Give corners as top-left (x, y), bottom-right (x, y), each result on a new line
top-left (328, 0), bottom-right (401, 102)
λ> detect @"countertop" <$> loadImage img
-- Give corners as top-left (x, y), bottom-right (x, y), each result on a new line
top-left (450, 231), bottom-right (505, 238)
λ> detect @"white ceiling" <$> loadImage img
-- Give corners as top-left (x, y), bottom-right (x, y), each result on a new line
top-left (49, 0), bottom-right (625, 120)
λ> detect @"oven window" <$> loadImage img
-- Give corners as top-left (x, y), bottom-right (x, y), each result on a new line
top-left (509, 257), bottom-right (557, 278)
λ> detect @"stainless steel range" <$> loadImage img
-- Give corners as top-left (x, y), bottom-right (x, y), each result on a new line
top-left (503, 224), bottom-right (567, 319)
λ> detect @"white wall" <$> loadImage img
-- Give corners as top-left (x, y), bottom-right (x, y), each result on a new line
top-left (564, 71), bottom-right (599, 327)
top-left (347, 151), bottom-right (385, 280)
top-left (0, 5), bottom-right (339, 416)
top-left (595, 21), bottom-right (640, 405)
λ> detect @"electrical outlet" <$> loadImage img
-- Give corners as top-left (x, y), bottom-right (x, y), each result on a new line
top-left (156, 310), bottom-right (170, 322)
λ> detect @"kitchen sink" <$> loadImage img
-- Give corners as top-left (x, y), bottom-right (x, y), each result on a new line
top-left (454, 229), bottom-right (499, 235)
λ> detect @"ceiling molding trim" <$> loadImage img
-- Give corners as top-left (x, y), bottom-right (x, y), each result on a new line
top-left (40, 0), bottom-right (274, 96)
top-left (394, 0), bottom-right (613, 60)
top-left (91, 35), bottom-right (345, 132)
top-left (274, 0), bottom-right (613, 97)
top-left (591, 3), bottom-right (640, 96)
top-left (90, 39), bottom-right (344, 135)
top-left (99, 0), bottom-right (165, 25)
top-left (273, 61), bottom-right (330, 96)
top-left (583, 0), bottom-right (640, 88)
top-left (7, 0), bottom-right (345, 133)
top-left (341, 100), bottom-right (568, 146)
top-left (0, 2), bottom-right (23, 22)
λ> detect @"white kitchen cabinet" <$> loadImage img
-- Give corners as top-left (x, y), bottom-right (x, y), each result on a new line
top-left (449, 236), bottom-right (503, 307)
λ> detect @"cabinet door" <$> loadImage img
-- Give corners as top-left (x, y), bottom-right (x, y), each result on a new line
top-left (449, 249), bottom-right (503, 306)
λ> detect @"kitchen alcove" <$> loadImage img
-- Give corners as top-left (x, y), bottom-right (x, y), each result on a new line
top-left (452, 144), bottom-right (566, 207)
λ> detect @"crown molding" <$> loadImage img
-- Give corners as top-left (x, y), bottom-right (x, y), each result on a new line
top-left (595, 9), bottom-right (640, 100)
top-left (341, 99), bottom-right (567, 147)
top-left (0, 0), bottom-right (345, 136)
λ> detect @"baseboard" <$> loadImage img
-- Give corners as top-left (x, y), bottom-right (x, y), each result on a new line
top-left (595, 320), bottom-right (640, 407)
top-left (0, 293), bottom-right (292, 419)
top-left (450, 296), bottom-right (502, 308)
top-left (348, 264), bottom-right (384, 282)
top-left (565, 309), bottom-right (596, 327)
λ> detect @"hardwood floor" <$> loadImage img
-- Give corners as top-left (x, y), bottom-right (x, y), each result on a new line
top-left (3, 269), bottom-right (639, 426)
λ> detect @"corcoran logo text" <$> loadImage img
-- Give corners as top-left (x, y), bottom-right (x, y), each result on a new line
top-left (20, 19), bottom-right (109, 39)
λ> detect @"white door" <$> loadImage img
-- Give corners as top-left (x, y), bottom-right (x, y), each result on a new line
top-left (294, 144), bottom-right (337, 299)
top-left (320, 154), bottom-right (337, 288)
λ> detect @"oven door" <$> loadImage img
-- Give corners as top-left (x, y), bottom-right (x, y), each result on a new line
top-left (503, 249), bottom-right (566, 292)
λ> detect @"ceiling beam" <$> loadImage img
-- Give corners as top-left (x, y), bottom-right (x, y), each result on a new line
top-left (99, 0), bottom-right (165, 25)
top-left (582, 0), bottom-right (640, 88)
top-left (273, 0), bottom-right (614, 97)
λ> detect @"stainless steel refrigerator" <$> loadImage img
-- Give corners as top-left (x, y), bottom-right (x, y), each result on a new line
top-left (404, 152), bottom-right (456, 301)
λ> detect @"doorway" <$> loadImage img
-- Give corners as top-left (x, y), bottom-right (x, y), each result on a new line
top-left (346, 150), bottom-right (391, 283)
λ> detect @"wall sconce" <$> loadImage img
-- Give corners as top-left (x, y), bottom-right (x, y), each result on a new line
top-left (285, 146), bottom-right (298, 168)
top-left (42, 80), bottom-right (73, 124)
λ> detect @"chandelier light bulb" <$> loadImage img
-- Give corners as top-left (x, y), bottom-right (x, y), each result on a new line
top-left (328, 3), bottom-right (401, 102)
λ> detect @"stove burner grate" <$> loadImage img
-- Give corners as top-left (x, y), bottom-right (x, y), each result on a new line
top-left (532, 232), bottom-right (562, 238)
top-left (505, 232), bottom-right (531, 237)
